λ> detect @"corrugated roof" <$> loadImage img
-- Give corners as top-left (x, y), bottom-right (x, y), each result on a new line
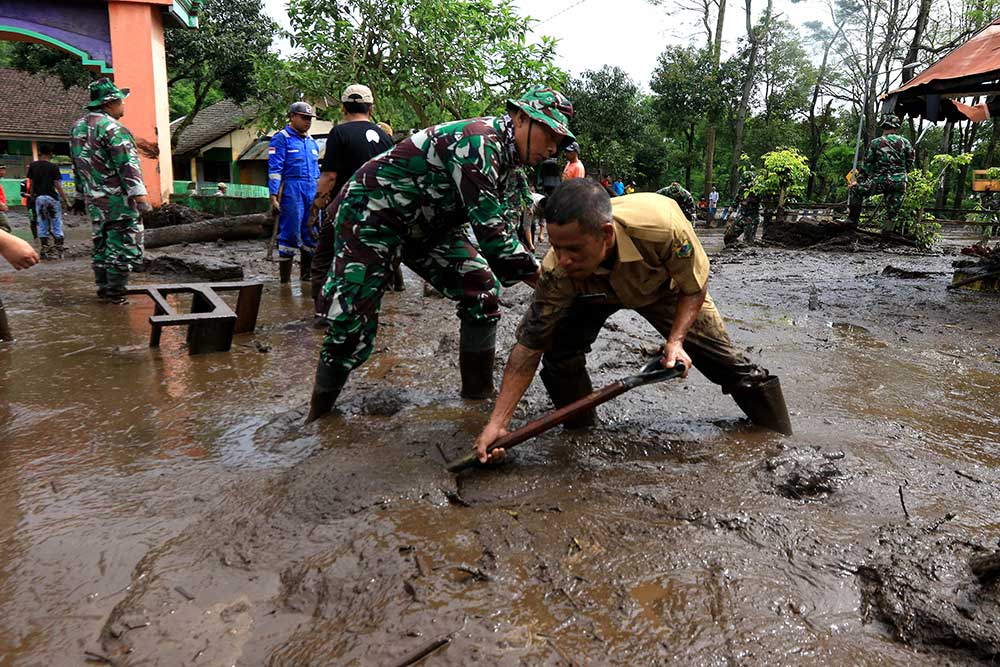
top-left (885, 19), bottom-right (1000, 122)
top-left (0, 68), bottom-right (89, 139)
top-left (889, 19), bottom-right (1000, 98)
top-left (171, 99), bottom-right (258, 156)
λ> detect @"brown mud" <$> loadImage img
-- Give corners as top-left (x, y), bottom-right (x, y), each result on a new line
top-left (1, 222), bottom-right (999, 666)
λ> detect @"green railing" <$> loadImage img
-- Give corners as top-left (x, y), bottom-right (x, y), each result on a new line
top-left (173, 181), bottom-right (269, 199)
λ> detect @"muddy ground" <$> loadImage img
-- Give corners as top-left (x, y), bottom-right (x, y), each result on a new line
top-left (1, 214), bottom-right (999, 666)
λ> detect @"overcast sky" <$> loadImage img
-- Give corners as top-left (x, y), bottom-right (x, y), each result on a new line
top-left (262, 0), bottom-right (829, 88)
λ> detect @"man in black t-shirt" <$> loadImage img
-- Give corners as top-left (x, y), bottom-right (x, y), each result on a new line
top-left (26, 144), bottom-right (69, 259)
top-left (309, 84), bottom-right (394, 315)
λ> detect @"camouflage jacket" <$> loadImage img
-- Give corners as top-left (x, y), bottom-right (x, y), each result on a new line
top-left (342, 114), bottom-right (537, 282)
top-left (505, 168), bottom-right (534, 222)
top-left (861, 134), bottom-right (914, 183)
top-left (738, 169), bottom-right (760, 206)
top-left (70, 111), bottom-right (147, 223)
top-left (655, 183), bottom-right (696, 220)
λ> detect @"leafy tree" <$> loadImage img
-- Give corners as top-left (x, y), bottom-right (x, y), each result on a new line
top-left (869, 153), bottom-right (971, 247)
top-left (0, 42), bottom-right (92, 88)
top-left (166, 0), bottom-right (276, 144)
top-left (650, 46), bottom-right (719, 190)
top-left (749, 147), bottom-right (811, 208)
top-left (564, 66), bottom-right (646, 182)
top-left (258, 0), bottom-right (564, 131)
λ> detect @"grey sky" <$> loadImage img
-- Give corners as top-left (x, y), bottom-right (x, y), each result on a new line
top-left (263, 0), bottom-right (831, 88)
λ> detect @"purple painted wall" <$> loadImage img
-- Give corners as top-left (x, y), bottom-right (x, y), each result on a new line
top-left (0, 1), bottom-right (112, 67)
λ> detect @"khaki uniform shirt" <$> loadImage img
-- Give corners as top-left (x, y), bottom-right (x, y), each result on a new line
top-left (517, 193), bottom-right (712, 351)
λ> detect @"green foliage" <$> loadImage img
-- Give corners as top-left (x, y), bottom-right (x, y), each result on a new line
top-left (751, 20), bottom-right (815, 123)
top-left (748, 148), bottom-right (811, 205)
top-left (260, 0), bottom-right (565, 132)
top-left (167, 0), bottom-right (275, 141)
top-left (888, 168), bottom-right (941, 248)
top-left (166, 0), bottom-right (274, 103)
top-left (168, 79), bottom-right (225, 121)
top-left (650, 46), bottom-right (719, 129)
top-left (649, 46), bottom-right (720, 188)
top-left (0, 41), bottom-right (92, 88)
top-left (564, 66), bottom-right (648, 181)
top-left (870, 153), bottom-right (973, 248)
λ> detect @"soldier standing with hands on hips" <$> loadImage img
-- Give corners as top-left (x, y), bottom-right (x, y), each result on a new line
top-left (268, 101), bottom-right (321, 282)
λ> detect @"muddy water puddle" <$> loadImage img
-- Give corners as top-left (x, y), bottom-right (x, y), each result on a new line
top-left (1, 233), bottom-right (999, 665)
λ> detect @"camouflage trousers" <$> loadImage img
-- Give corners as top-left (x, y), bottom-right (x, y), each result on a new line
top-left (724, 204), bottom-right (760, 245)
top-left (318, 216), bottom-right (503, 372)
top-left (92, 218), bottom-right (143, 274)
top-left (849, 178), bottom-right (906, 232)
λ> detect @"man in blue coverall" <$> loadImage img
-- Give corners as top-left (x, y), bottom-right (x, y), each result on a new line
top-left (269, 101), bottom-right (321, 282)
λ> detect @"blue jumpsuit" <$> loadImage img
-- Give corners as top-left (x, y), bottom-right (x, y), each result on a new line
top-left (268, 125), bottom-right (320, 258)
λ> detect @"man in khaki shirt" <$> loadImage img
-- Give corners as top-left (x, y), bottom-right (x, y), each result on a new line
top-left (474, 179), bottom-right (791, 463)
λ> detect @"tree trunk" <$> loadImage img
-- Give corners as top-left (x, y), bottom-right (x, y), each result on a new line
top-left (170, 79), bottom-right (214, 149)
top-left (684, 124), bottom-right (696, 191)
top-left (805, 23), bottom-right (843, 200)
top-left (953, 120), bottom-right (980, 209)
top-left (144, 214), bottom-right (271, 249)
top-left (935, 121), bottom-right (954, 208)
top-left (727, 0), bottom-right (772, 199)
top-left (704, 127), bottom-right (717, 196)
top-left (901, 0), bottom-right (932, 85)
top-left (986, 119), bottom-right (1000, 167)
top-left (702, 0), bottom-right (726, 197)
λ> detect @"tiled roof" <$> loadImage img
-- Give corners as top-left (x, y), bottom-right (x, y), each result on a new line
top-left (171, 99), bottom-right (257, 156)
top-left (0, 68), bottom-right (89, 139)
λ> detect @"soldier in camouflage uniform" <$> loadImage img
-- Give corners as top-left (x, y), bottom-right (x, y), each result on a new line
top-left (655, 182), bottom-right (696, 222)
top-left (70, 78), bottom-right (149, 303)
top-left (725, 165), bottom-right (761, 245)
top-left (848, 113), bottom-right (914, 234)
top-left (307, 85), bottom-right (575, 422)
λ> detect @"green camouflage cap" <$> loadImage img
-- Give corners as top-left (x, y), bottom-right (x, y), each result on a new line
top-left (86, 78), bottom-right (130, 110)
top-left (880, 113), bottom-right (902, 129)
top-left (507, 85), bottom-right (575, 148)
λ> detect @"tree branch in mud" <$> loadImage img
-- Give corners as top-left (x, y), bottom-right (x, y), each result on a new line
top-left (897, 484), bottom-right (910, 520)
top-left (393, 636), bottom-right (451, 667)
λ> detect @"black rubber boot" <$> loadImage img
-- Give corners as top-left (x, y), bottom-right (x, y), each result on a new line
top-left (459, 349), bottom-right (495, 399)
top-left (729, 375), bottom-right (793, 435)
top-left (278, 258), bottom-right (292, 283)
top-left (104, 270), bottom-right (129, 305)
top-left (93, 267), bottom-right (109, 298)
top-left (459, 321), bottom-right (497, 399)
top-left (300, 250), bottom-right (312, 282)
top-left (847, 201), bottom-right (863, 225)
top-left (39, 237), bottom-right (51, 260)
top-left (306, 361), bottom-right (349, 423)
top-left (54, 236), bottom-right (65, 259)
top-left (539, 364), bottom-right (597, 429)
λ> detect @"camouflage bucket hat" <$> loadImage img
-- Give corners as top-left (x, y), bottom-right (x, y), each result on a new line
top-left (507, 85), bottom-right (575, 148)
top-left (880, 113), bottom-right (902, 129)
top-left (86, 78), bottom-right (130, 110)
